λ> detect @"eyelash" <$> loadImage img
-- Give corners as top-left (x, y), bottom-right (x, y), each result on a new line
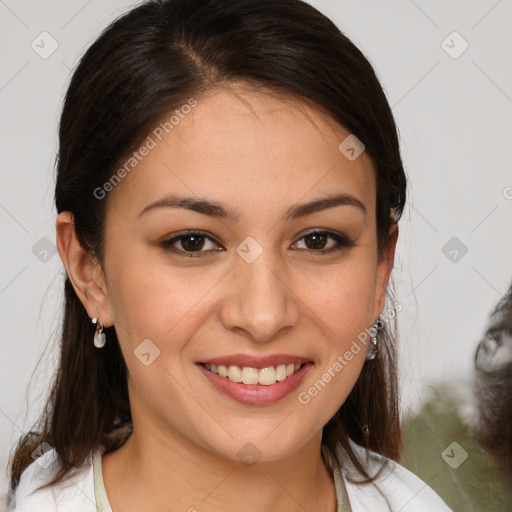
top-left (159, 229), bottom-right (355, 258)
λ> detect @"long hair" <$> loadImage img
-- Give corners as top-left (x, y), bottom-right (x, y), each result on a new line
top-left (8, 0), bottom-right (407, 496)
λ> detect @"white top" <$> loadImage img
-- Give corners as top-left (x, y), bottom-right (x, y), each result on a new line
top-left (7, 442), bottom-right (452, 511)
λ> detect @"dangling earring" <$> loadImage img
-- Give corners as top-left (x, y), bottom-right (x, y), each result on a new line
top-left (366, 317), bottom-right (383, 360)
top-left (92, 316), bottom-right (106, 348)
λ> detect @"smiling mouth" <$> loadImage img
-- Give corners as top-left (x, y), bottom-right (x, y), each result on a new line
top-left (202, 363), bottom-right (303, 386)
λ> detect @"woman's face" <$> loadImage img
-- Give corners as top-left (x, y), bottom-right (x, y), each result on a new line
top-left (98, 85), bottom-right (396, 462)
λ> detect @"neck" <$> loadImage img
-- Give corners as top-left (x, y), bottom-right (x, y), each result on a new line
top-left (102, 420), bottom-right (337, 512)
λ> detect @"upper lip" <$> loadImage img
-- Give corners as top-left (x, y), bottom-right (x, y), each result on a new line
top-left (198, 354), bottom-right (312, 368)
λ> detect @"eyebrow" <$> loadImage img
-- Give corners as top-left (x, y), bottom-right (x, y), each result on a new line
top-left (137, 192), bottom-right (366, 221)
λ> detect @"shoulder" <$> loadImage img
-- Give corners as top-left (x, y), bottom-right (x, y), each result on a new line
top-left (7, 447), bottom-right (96, 512)
top-left (339, 440), bottom-right (453, 512)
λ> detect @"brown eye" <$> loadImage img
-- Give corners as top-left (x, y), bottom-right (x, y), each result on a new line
top-left (160, 231), bottom-right (222, 257)
top-left (179, 233), bottom-right (206, 251)
top-left (293, 230), bottom-right (354, 254)
top-left (303, 232), bottom-right (329, 250)
top-left (159, 229), bottom-right (354, 258)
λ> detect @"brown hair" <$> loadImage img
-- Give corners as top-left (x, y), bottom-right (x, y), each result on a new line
top-left (8, 0), bottom-right (406, 498)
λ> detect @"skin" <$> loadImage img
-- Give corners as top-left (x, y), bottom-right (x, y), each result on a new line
top-left (56, 83), bottom-right (398, 511)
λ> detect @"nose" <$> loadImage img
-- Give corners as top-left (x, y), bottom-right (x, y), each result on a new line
top-left (218, 246), bottom-right (301, 343)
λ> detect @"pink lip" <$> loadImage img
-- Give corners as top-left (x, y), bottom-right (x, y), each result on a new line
top-left (196, 361), bottom-right (314, 406)
top-left (197, 353), bottom-right (312, 368)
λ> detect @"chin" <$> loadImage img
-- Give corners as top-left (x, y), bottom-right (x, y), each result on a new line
top-left (193, 420), bottom-right (319, 466)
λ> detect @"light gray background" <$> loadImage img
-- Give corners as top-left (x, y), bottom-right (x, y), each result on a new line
top-left (1, 0), bottom-right (511, 499)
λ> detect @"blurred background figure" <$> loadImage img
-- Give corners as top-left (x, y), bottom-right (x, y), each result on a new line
top-left (402, 281), bottom-right (512, 512)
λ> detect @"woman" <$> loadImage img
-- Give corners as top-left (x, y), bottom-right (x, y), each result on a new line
top-left (6, 0), bottom-right (452, 510)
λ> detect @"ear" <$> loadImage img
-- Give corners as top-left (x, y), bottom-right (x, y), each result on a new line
top-left (373, 222), bottom-right (399, 319)
top-left (55, 211), bottom-right (115, 327)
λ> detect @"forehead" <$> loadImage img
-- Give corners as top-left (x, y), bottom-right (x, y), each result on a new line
top-left (106, 85), bottom-right (376, 220)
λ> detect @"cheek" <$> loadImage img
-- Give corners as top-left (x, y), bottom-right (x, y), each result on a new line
top-left (300, 255), bottom-right (378, 333)
top-left (107, 250), bottom-right (222, 344)
top-left (294, 256), bottom-right (375, 412)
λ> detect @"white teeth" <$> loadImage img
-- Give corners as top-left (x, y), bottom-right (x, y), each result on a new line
top-left (204, 362), bottom-right (304, 385)
top-left (241, 367), bottom-right (259, 385)
top-left (258, 366), bottom-right (277, 385)
top-left (276, 364), bottom-right (287, 381)
top-left (228, 365), bottom-right (242, 382)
